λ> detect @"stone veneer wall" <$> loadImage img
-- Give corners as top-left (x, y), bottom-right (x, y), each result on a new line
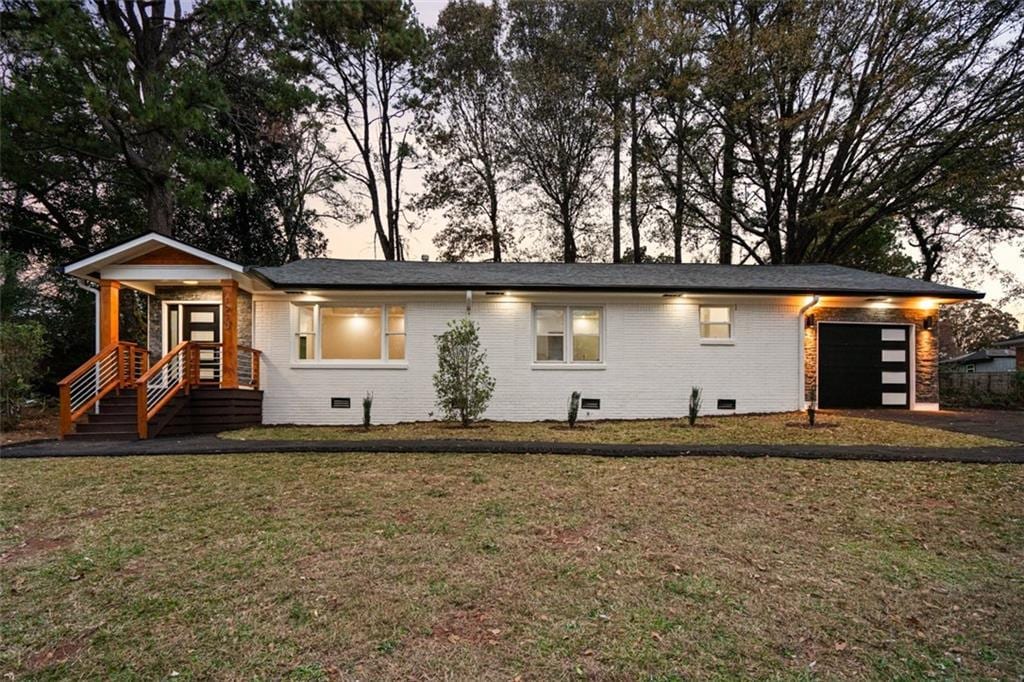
top-left (147, 286), bottom-right (253, 357)
top-left (804, 306), bottom-right (938, 404)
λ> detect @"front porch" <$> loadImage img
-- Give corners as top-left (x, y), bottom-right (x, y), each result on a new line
top-left (58, 234), bottom-right (265, 440)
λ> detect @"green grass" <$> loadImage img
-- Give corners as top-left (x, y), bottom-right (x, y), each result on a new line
top-left (221, 412), bottom-right (1012, 448)
top-left (2, 453), bottom-right (1023, 679)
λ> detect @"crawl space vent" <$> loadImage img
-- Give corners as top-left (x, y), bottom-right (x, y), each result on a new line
top-left (331, 397), bottom-right (352, 409)
top-left (717, 399), bottom-right (737, 410)
top-left (581, 398), bottom-right (601, 410)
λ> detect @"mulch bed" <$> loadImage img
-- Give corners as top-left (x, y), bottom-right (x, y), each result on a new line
top-left (785, 422), bottom-right (841, 429)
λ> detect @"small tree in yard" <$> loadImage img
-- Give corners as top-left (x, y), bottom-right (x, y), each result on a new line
top-left (363, 392), bottom-right (373, 430)
top-left (433, 318), bottom-right (495, 427)
top-left (0, 321), bottom-right (46, 430)
top-left (687, 386), bottom-right (702, 427)
top-left (567, 391), bottom-right (581, 428)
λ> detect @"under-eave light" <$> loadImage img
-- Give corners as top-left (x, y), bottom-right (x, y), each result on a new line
top-left (183, 280), bottom-right (199, 285)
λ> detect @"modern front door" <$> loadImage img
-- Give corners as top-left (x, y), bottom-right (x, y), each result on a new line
top-left (167, 304), bottom-right (221, 382)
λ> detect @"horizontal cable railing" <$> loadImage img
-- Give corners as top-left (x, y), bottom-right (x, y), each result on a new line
top-left (58, 341), bottom-right (144, 438)
top-left (135, 341), bottom-right (190, 440)
top-left (238, 346), bottom-right (261, 389)
top-left (190, 343), bottom-right (223, 386)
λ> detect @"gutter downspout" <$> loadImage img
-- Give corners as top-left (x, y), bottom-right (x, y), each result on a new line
top-left (76, 280), bottom-right (100, 354)
top-left (798, 295), bottom-right (819, 409)
top-left (465, 290), bottom-right (473, 316)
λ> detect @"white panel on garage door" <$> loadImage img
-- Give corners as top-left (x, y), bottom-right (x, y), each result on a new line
top-left (881, 349), bottom-right (906, 363)
top-left (882, 371), bottom-right (907, 384)
top-left (881, 328), bottom-right (906, 341)
top-left (881, 392), bottom-right (907, 405)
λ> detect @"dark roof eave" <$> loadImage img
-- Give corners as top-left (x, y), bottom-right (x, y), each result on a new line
top-left (256, 280), bottom-right (984, 299)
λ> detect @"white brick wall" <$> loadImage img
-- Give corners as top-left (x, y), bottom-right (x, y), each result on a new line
top-left (254, 296), bottom-right (803, 424)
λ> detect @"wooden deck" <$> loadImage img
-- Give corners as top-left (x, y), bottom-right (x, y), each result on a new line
top-left (65, 388), bottom-right (262, 441)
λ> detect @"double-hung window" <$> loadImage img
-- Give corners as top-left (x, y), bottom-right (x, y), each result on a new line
top-left (296, 305), bottom-right (315, 359)
top-left (699, 305), bottom-right (733, 340)
top-left (534, 306), bottom-right (602, 364)
top-left (294, 304), bottom-right (406, 362)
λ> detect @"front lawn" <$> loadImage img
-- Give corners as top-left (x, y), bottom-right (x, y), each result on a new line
top-left (2, 453), bottom-right (1022, 679)
top-left (222, 412), bottom-right (1011, 448)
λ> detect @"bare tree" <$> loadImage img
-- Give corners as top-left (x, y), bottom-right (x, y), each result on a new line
top-left (417, 0), bottom-right (513, 262)
top-left (292, 0), bottom-right (427, 260)
top-left (505, 0), bottom-right (607, 263)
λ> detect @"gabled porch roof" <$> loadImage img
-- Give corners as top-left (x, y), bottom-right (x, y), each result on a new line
top-left (62, 232), bottom-right (264, 294)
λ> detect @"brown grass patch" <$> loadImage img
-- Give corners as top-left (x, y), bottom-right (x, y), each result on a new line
top-left (25, 626), bottom-right (99, 672)
top-left (430, 609), bottom-right (505, 646)
top-left (0, 536), bottom-right (70, 566)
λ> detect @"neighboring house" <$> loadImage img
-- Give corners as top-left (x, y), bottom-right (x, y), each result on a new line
top-left (59, 233), bottom-right (983, 439)
top-left (993, 333), bottom-right (1024, 371)
top-left (940, 348), bottom-right (1018, 373)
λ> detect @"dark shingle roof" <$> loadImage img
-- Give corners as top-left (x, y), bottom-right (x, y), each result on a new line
top-left (941, 348), bottom-right (1016, 364)
top-left (251, 260), bottom-right (983, 299)
top-left (993, 333), bottom-right (1024, 347)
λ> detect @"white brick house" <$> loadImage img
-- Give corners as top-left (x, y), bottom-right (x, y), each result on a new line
top-left (59, 233), bottom-right (982, 438)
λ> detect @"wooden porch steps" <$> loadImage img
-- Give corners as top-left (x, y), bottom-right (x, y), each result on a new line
top-left (65, 388), bottom-right (262, 441)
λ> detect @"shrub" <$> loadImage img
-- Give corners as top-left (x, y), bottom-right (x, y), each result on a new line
top-left (567, 391), bottom-right (581, 428)
top-left (687, 386), bottom-right (702, 426)
top-left (432, 317), bottom-right (495, 427)
top-left (362, 391), bottom-right (373, 429)
top-left (0, 320), bottom-right (46, 430)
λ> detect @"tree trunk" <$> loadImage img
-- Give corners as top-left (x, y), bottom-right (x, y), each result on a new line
top-left (561, 201), bottom-right (577, 263)
top-left (145, 182), bottom-right (174, 236)
top-left (488, 183), bottom-right (501, 262)
top-left (611, 101), bottom-right (622, 263)
top-left (629, 93), bottom-right (641, 263)
top-left (718, 121), bottom-right (736, 264)
top-left (673, 124), bottom-right (685, 263)
top-left (908, 216), bottom-right (940, 281)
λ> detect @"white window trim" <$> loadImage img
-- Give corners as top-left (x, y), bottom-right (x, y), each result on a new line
top-left (698, 304), bottom-right (735, 344)
top-left (531, 304), bottom-right (606, 369)
top-left (291, 303), bottom-right (408, 368)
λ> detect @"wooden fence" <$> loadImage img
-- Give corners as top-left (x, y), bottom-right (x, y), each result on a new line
top-left (942, 371), bottom-right (1021, 395)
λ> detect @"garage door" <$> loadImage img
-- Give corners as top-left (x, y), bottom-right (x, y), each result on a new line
top-left (818, 324), bottom-right (910, 408)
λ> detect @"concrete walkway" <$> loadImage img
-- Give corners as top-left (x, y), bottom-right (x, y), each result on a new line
top-left (3, 434), bottom-right (1023, 463)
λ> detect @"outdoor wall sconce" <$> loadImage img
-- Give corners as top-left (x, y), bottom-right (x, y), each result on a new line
top-left (923, 315), bottom-right (935, 331)
top-left (805, 314), bottom-right (816, 328)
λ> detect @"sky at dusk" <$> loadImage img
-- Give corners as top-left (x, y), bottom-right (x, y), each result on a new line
top-left (316, 0), bottom-right (1023, 326)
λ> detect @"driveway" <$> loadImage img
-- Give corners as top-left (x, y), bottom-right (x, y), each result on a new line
top-left (840, 409), bottom-right (1024, 443)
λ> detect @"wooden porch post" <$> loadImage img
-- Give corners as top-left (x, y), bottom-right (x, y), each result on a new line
top-left (221, 279), bottom-right (239, 389)
top-left (98, 280), bottom-right (120, 348)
